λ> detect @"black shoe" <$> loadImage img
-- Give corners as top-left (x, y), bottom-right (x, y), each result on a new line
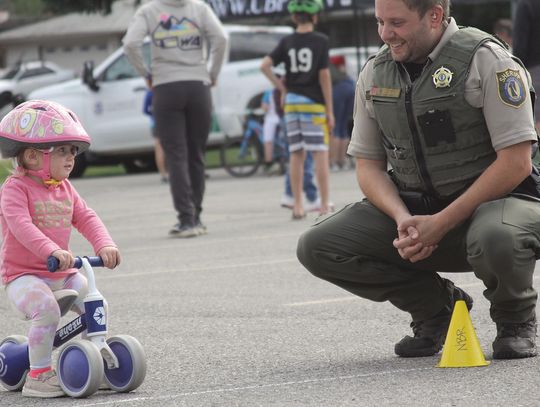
top-left (492, 317), bottom-right (537, 359)
top-left (394, 279), bottom-right (473, 357)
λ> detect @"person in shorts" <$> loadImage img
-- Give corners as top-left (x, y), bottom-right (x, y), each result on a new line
top-left (261, 0), bottom-right (334, 219)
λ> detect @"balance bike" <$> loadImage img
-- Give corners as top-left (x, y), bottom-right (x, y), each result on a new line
top-left (0, 256), bottom-right (147, 398)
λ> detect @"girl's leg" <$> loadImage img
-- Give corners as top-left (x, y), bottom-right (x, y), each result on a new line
top-left (154, 138), bottom-right (168, 180)
top-left (289, 149), bottom-right (306, 217)
top-left (264, 141), bottom-right (274, 164)
top-left (263, 119), bottom-right (277, 164)
top-left (329, 135), bottom-right (339, 168)
top-left (312, 150), bottom-right (330, 214)
top-left (185, 83), bottom-right (212, 221)
top-left (6, 276), bottom-right (60, 370)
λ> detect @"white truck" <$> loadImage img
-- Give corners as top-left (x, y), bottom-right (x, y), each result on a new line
top-left (28, 24), bottom-right (293, 177)
top-left (0, 61), bottom-right (76, 110)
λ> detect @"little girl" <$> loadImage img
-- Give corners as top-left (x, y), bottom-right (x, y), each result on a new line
top-left (0, 100), bottom-right (121, 398)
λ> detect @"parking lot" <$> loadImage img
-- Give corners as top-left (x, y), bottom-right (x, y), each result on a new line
top-left (1, 168), bottom-right (540, 406)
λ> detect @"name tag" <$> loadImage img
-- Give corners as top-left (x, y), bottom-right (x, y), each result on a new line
top-left (367, 86), bottom-right (401, 99)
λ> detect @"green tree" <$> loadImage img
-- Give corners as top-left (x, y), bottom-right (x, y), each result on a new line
top-left (41, 0), bottom-right (114, 14)
top-left (0, 0), bottom-right (46, 16)
top-left (40, 0), bottom-right (142, 14)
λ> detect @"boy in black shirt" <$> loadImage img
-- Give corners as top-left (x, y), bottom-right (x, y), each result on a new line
top-left (261, 0), bottom-right (334, 219)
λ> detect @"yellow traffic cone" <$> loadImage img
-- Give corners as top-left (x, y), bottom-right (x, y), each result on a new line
top-left (437, 300), bottom-right (490, 368)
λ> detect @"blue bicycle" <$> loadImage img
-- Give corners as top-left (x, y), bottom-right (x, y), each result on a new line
top-left (220, 110), bottom-right (288, 178)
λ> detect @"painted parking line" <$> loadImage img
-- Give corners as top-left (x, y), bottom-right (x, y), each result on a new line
top-left (73, 367), bottom-right (433, 406)
top-left (103, 258), bottom-right (298, 279)
top-left (285, 275), bottom-right (540, 307)
top-left (122, 232), bottom-right (303, 254)
top-left (285, 296), bottom-right (359, 306)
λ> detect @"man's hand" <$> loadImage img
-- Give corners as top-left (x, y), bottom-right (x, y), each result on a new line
top-left (393, 235), bottom-right (437, 262)
top-left (393, 214), bottom-right (448, 262)
top-left (97, 246), bottom-right (121, 269)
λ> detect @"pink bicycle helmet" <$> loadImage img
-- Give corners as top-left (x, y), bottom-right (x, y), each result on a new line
top-left (0, 100), bottom-right (90, 158)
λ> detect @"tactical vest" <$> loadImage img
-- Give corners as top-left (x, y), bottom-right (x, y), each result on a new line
top-left (370, 28), bottom-right (510, 199)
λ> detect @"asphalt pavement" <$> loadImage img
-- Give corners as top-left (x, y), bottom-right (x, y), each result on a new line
top-left (1, 167), bottom-right (539, 406)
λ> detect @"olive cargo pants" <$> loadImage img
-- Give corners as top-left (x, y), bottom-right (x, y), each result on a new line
top-left (297, 197), bottom-right (540, 323)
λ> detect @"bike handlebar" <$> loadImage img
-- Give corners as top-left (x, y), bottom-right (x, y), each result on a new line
top-left (47, 256), bottom-right (104, 272)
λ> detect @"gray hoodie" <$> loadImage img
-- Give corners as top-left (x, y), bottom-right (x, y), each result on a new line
top-left (123, 0), bottom-right (227, 86)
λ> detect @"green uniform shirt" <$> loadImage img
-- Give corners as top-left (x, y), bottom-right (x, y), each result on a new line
top-left (348, 18), bottom-right (537, 161)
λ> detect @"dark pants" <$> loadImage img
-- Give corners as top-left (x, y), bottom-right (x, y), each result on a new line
top-left (153, 81), bottom-right (212, 225)
top-left (285, 152), bottom-right (318, 202)
top-left (297, 198), bottom-right (540, 323)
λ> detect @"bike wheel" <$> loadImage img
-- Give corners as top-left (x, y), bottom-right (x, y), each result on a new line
top-left (103, 335), bottom-right (147, 393)
top-left (0, 335), bottom-right (29, 391)
top-left (220, 136), bottom-right (262, 177)
top-left (57, 339), bottom-right (103, 398)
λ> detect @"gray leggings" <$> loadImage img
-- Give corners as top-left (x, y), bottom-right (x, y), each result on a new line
top-left (6, 273), bottom-right (88, 369)
top-left (153, 81), bottom-right (212, 225)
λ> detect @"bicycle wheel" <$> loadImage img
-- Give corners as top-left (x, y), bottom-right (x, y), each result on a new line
top-left (57, 339), bottom-right (103, 398)
top-left (220, 136), bottom-right (263, 177)
top-left (0, 335), bottom-right (29, 391)
top-left (103, 335), bottom-right (147, 392)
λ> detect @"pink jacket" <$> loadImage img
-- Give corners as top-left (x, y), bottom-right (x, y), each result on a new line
top-left (0, 175), bottom-right (116, 285)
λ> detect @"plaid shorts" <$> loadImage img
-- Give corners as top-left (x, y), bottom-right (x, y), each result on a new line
top-left (284, 93), bottom-right (329, 152)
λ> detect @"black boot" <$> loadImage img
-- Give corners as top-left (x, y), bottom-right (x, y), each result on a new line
top-left (492, 317), bottom-right (537, 359)
top-left (394, 279), bottom-right (473, 357)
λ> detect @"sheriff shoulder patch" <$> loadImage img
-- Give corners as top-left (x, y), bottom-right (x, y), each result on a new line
top-left (496, 68), bottom-right (526, 108)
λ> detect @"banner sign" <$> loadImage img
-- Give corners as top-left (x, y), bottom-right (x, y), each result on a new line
top-left (205, 0), bottom-right (360, 21)
top-left (205, 0), bottom-right (510, 20)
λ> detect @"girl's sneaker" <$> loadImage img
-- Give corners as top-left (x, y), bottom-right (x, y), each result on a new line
top-left (22, 370), bottom-right (65, 398)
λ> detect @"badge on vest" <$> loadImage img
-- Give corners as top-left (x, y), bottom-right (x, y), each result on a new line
top-left (496, 68), bottom-right (526, 108)
top-left (432, 66), bottom-right (453, 88)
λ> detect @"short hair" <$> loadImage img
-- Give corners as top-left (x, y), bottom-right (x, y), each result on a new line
top-left (401, 0), bottom-right (450, 20)
top-left (293, 12), bottom-right (315, 24)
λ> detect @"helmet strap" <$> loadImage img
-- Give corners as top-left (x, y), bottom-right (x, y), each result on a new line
top-left (24, 148), bottom-right (63, 188)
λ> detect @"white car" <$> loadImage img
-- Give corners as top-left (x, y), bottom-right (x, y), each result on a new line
top-left (0, 61), bottom-right (75, 109)
top-left (28, 25), bottom-right (292, 177)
